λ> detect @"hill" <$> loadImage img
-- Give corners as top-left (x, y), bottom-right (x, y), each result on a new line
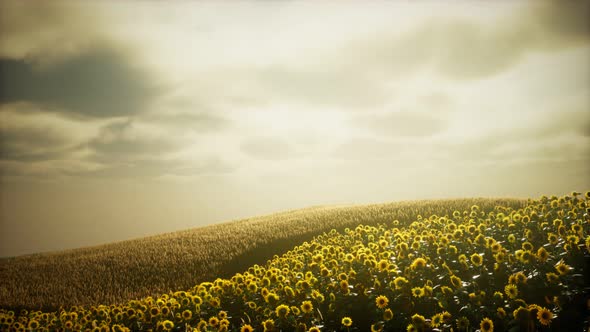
top-left (0, 198), bottom-right (526, 311)
top-left (1, 193), bottom-right (588, 331)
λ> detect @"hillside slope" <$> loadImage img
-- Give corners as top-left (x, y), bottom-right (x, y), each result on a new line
top-left (0, 198), bottom-right (526, 310)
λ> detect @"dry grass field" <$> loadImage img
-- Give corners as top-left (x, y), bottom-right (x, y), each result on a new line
top-left (0, 198), bottom-right (525, 311)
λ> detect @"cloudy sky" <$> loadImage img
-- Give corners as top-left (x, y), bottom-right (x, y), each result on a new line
top-left (1, 1), bottom-right (589, 257)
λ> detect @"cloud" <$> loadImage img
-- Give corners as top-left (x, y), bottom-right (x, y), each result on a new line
top-left (354, 110), bottom-right (448, 138)
top-left (324, 1), bottom-right (590, 84)
top-left (81, 119), bottom-right (237, 178)
top-left (86, 120), bottom-right (180, 163)
top-left (439, 108), bottom-right (590, 165)
top-left (434, 1), bottom-right (589, 79)
top-left (80, 157), bottom-right (235, 179)
top-left (0, 106), bottom-right (98, 162)
top-left (240, 137), bottom-right (294, 160)
top-left (0, 2), bottom-right (106, 61)
top-left (0, 46), bottom-right (162, 118)
top-left (0, 125), bottom-right (71, 162)
top-left (333, 105), bottom-right (590, 167)
top-left (526, 1), bottom-right (590, 48)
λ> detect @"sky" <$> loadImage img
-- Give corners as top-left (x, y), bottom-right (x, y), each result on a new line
top-left (1, 1), bottom-right (589, 257)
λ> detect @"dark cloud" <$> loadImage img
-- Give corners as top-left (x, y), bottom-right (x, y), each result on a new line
top-left (82, 119), bottom-right (236, 178)
top-left (0, 125), bottom-right (71, 162)
top-left (529, 1), bottom-right (590, 47)
top-left (0, 2), bottom-right (102, 60)
top-left (240, 137), bottom-right (293, 160)
top-left (86, 120), bottom-right (178, 163)
top-left (0, 47), bottom-right (162, 118)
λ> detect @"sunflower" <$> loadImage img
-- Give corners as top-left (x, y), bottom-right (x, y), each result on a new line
top-left (520, 250), bottom-right (534, 264)
top-left (441, 286), bottom-right (453, 296)
top-left (410, 257), bottom-right (427, 269)
top-left (555, 262), bottom-right (571, 275)
top-left (192, 296), bottom-right (203, 306)
top-left (440, 311), bottom-right (452, 323)
top-left (210, 297), bottom-right (221, 308)
top-left (514, 272), bottom-right (527, 284)
top-left (522, 242), bottom-right (534, 251)
top-left (537, 247), bottom-right (549, 262)
top-left (375, 295), bottom-right (389, 309)
top-left (339, 280), bottom-right (349, 290)
top-left (507, 234), bottom-right (516, 243)
top-left (470, 253), bottom-right (483, 266)
top-left (383, 309), bottom-right (393, 321)
top-left (162, 320), bottom-right (174, 331)
top-left (275, 304), bottom-right (290, 318)
top-left (407, 324), bottom-right (417, 332)
top-left (547, 233), bottom-right (558, 245)
top-left (412, 287), bottom-right (425, 298)
top-left (196, 319), bottom-right (207, 331)
top-left (262, 319), bottom-right (275, 331)
top-left (497, 308), bottom-right (506, 319)
top-left (504, 284), bottom-right (518, 299)
top-left (491, 242), bottom-right (501, 253)
top-left (493, 291), bottom-right (503, 301)
top-left (248, 283), bottom-right (258, 293)
top-left (217, 311), bottom-right (228, 320)
top-left (394, 277), bottom-right (409, 289)
top-left (450, 275), bottom-right (462, 289)
top-left (240, 324), bottom-right (254, 332)
top-left (181, 310), bottom-right (192, 320)
top-left (431, 313), bottom-right (443, 327)
top-left (371, 323), bottom-right (384, 332)
top-left (537, 307), bottom-right (553, 326)
top-left (247, 301), bottom-right (257, 309)
top-left (513, 307), bottom-right (530, 321)
top-left (261, 287), bottom-right (270, 298)
top-left (341, 317), bottom-right (352, 327)
top-left (480, 318), bottom-right (493, 332)
top-left (308, 327), bottom-right (320, 332)
top-left (411, 313), bottom-right (426, 326)
top-left (301, 301), bottom-right (313, 314)
top-left (27, 320), bottom-right (40, 329)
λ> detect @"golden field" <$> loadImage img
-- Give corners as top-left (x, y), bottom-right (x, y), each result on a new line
top-left (1, 193), bottom-right (588, 331)
top-left (0, 198), bottom-right (523, 310)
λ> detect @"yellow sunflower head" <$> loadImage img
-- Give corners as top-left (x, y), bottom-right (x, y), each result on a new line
top-left (480, 318), bottom-right (493, 332)
top-left (341, 316), bottom-right (352, 327)
top-left (537, 307), bottom-right (553, 326)
top-left (301, 301), bottom-right (313, 314)
top-left (375, 295), bottom-right (389, 309)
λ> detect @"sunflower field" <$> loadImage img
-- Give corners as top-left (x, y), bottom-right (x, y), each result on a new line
top-left (1, 198), bottom-right (523, 310)
top-left (0, 192), bottom-right (588, 331)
